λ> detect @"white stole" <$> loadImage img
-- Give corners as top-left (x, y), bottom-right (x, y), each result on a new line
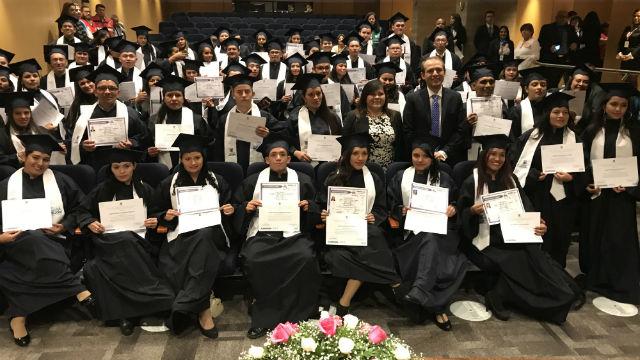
top-left (365, 40), bottom-right (374, 55)
top-left (520, 98), bottom-right (535, 133)
top-left (158, 107), bottom-right (196, 168)
top-left (400, 34), bottom-right (411, 65)
top-left (382, 56), bottom-right (407, 85)
top-left (471, 168), bottom-right (491, 251)
top-left (246, 167), bottom-right (299, 239)
top-left (590, 124), bottom-right (633, 160)
top-left (400, 166), bottom-right (441, 208)
top-left (120, 67), bottom-right (143, 94)
top-left (216, 91), bottom-right (231, 111)
top-left (97, 46), bottom-right (106, 65)
top-left (429, 49), bottom-right (453, 70)
top-left (56, 36), bottom-right (80, 45)
top-left (71, 101), bottom-right (129, 164)
top-left (362, 165), bottom-right (376, 215)
top-left (261, 62), bottom-right (286, 82)
top-left (223, 103), bottom-right (264, 164)
top-left (7, 168), bottom-right (65, 225)
top-left (46, 70), bottom-right (71, 90)
top-left (346, 56), bottom-right (365, 69)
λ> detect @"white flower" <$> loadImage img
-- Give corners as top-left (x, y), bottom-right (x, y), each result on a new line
top-left (319, 310), bottom-right (330, 319)
top-left (300, 337), bottom-right (317, 352)
top-left (247, 346), bottom-right (264, 359)
top-left (338, 337), bottom-right (355, 354)
top-left (393, 344), bottom-right (411, 360)
top-left (342, 314), bottom-right (359, 329)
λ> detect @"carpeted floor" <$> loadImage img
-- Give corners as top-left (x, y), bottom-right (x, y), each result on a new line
top-left (1, 243), bottom-right (638, 360)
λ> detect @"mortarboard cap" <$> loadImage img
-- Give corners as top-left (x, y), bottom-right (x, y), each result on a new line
top-left (410, 136), bottom-right (435, 157)
top-left (331, 53), bottom-right (348, 66)
top-left (541, 91), bottom-right (574, 110)
top-left (388, 12), bottom-right (409, 24)
top-left (86, 63), bottom-right (126, 84)
top-left (182, 59), bottom-right (204, 72)
top-left (502, 58), bottom-right (525, 69)
top-left (475, 134), bottom-right (510, 150)
top-left (103, 147), bottom-right (145, 163)
top-left (0, 65), bottom-right (11, 78)
top-left (572, 63), bottom-right (595, 79)
top-left (266, 38), bottom-right (284, 51)
top-left (139, 62), bottom-right (166, 80)
top-left (256, 132), bottom-right (291, 156)
top-left (319, 33), bottom-right (336, 43)
top-left (307, 51), bottom-right (333, 65)
top-left (373, 61), bottom-right (403, 75)
top-left (173, 31), bottom-right (186, 40)
top-left (242, 53), bottom-right (267, 65)
top-left (17, 134), bottom-right (64, 154)
top-left (221, 63), bottom-right (249, 76)
top-left (304, 39), bottom-right (320, 52)
top-left (223, 73), bottom-right (255, 87)
top-left (171, 133), bottom-right (210, 154)
top-left (253, 29), bottom-right (272, 40)
top-left (520, 67), bottom-right (546, 85)
top-left (470, 67), bottom-right (495, 83)
top-left (0, 48), bottom-right (15, 63)
top-left (104, 36), bottom-right (124, 50)
top-left (157, 39), bottom-right (179, 57)
top-left (600, 83), bottom-right (640, 99)
top-left (285, 28), bottom-right (303, 37)
top-left (112, 39), bottom-right (140, 54)
top-left (69, 65), bottom-right (95, 82)
top-left (9, 58), bottom-right (41, 75)
top-left (213, 27), bottom-right (232, 37)
top-left (43, 45), bottom-right (68, 62)
top-left (382, 34), bottom-right (406, 47)
top-left (0, 92), bottom-right (35, 109)
top-left (69, 42), bottom-right (94, 54)
top-left (285, 53), bottom-right (308, 67)
top-left (131, 25), bottom-right (152, 37)
top-left (55, 15), bottom-right (77, 26)
top-left (221, 37), bottom-right (243, 49)
top-left (155, 74), bottom-right (193, 93)
top-left (336, 132), bottom-right (373, 152)
top-left (291, 73), bottom-right (324, 91)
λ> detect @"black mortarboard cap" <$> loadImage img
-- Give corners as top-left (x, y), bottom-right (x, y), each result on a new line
top-left (173, 31), bottom-right (186, 40)
top-left (373, 61), bottom-right (403, 75)
top-left (470, 67), bottom-right (495, 83)
top-left (69, 65), bottom-right (94, 82)
top-left (55, 15), bottom-right (77, 26)
top-left (139, 62), bottom-right (166, 80)
top-left (70, 42), bottom-right (94, 53)
top-left (429, 27), bottom-right (452, 42)
top-left (304, 39), bottom-right (320, 52)
top-left (319, 33), bottom-right (336, 43)
top-left (475, 134), bottom-right (509, 150)
top-left (520, 67), bottom-right (546, 85)
top-left (291, 73), bottom-right (324, 91)
top-left (256, 132), bottom-right (291, 156)
top-left (600, 83), bottom-right (640, 99)
top-left (285, 53), bottom-right (308, 67)
top-left (221, 63), bottom-right (249, 76)
top-left (0, 48), bottom-right (15, 63)
top-left (242, 53), bottom-right (267, 65)
top-left (131, 25), bottom-right (152, 36)
top-left (336, 132), bottom-right (373, 152)
top-left (87, 63), bottom-right (126, 84)
top-left (502, 58), bottom-right (524, 69)
top-left (104, 36), bottom-right (123, 50)
top-left (213, 27), bottom-right (231, 37)
top-left (43, 45), bottom-right (68, 62)
top-left (223, 73), bottom-right (255, 87)
top-left (266, 38), bottom-right (284, 51)
top-left (307, 51), bottom-right (333, 64)
top-left (345, 32), bottom-right (365, 45)
top-left (221, 37), bottom-right (243, 48)
top-left (541, 91), bottom-right (574, 110)
top-left (17, 134), bottom-right (64, 154)
top-left (382, 34), bottom-right (406, 47)
top-left (0, 65), bottom-right (11, 78)
top-left (572, 63), bottom-right (595, 79)
top-left (92, 28), bottom-right (109, 39)
top-left (103, 147), bottom-right (145, 163)
top-left (9, 58), bottom-right (41, 75)
top-left (156, 74), bottom-right (192, 93)
top-left (157, 39), bottom-right (179, 57)
top-left (182, 59), bottom-right (203, 72)
top-left (253, 29), bottom-right (272, 40)
top-left (388, 12), bottom-right (409, 24)
top-left (0, 92), bottom-right (35, 109)
top-left (410, 136), bottom-right (435, 157)
top-left (331, 53), bottom-right (348, 66)
top-left (171, 133), bottom-right (210, 154)
top-left (285, 28), bottom-right (303, 37)
top-left (112, 39), bottom-right (140, 54)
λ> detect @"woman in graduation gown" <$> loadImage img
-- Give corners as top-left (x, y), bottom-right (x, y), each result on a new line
top-left (578, 83), bottom-right (640, 305)
top-left (272, 53), bottom-right (307, 120)
top-left (146, 75), bottom-right (211, 170)
top-left (133, 62), bottom-right (168, 124)
top-left (151, 134), bottom-right (235, 338)
top-left (457, 134), bottom-right (582, 324)
top-left (0, 134), bottom-right (97, 347)
top-left (233, 134), bottom-right (321, 339)
top-left (318, 132), bottom-right (400, 316)
top-left (375, 62), bottom-right (406, 120)
top-left (76, 148), bottom-right (175, 336)
top-left (64, 66), bottom-right (97, 138)
top-left (512, 92), bottom-right (585, 267)
top-left (507, 70), bottom-right (548, 138)
top-left (387, 138), bottom-right (467, 330)
top-left (287, 74), bottom-right (342, 164)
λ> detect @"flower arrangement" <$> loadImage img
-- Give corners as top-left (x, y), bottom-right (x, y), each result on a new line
top-left (239, 312), bottom-right (414, 360)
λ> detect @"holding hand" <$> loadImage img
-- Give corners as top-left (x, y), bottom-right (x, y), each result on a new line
top-left (294, 150), bottom-right (312, 162)
top-left (82, 140), bottom-right (96, 152)
top-left (446, 205), bottom-right (456, 217)
top-left (554, 172), bottom-right (573, 182)
top-left (255, 126), bottom-right (269, 138)
top-left (88, 221), bottom-right (105, 234)
top-left (164, 209), bottom-right (180, 221)
top-left (298, 200), bottom-right (309, 212)
top-left (320, 209), bottom-right (328, 223)
top-left (144, 218), bottom-right (158, 229)
top-left (366, 213), bottom-right (375, 224)
top-left (0, 230), bottom-right (21, 244)
top-left (471, 202), bottom-right (484, 215)
top-left (534, 218), bottom-right (547, 236)
top-left (246, 199), bottom-right (262, 213)
top-left (586, 184), bottom-right (600, 195)
top-left (220, 204), bottom-right (235, 216)
top-left (466, 113), bottom-right (478, 126)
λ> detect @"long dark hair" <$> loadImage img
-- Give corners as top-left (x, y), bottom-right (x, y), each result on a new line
top-left (92, 29), bottom-right (109, 47)
top-left (450, 14), bottom-right (464, 33)
top-left (357, 79), bottom-right (389, 117)
top-left (583, 93), bottom-right (637, 144)
top-left (412, 145), bottom-right (440, 185)
top-left (531, 105), bottom-right (575, 139)
top-left (302, 87), bottom-right (342, 134)
top-left (475, 148), bottom-right (514, 195)
top-left (65, 80), bottom-right (97, 130)
top-left (329, 67), bottom-right (353, 84)
top-left (17, 72), bottom-right (40, 92)
top-left (499, 26), bottom-right (511, 41)
top-left (102, 163), bottom-right (150, 206)
top-left (327, 146), bottom-right (366, 186)
top-left (365, 12), bottom-right (380, 32)
top-left (197, 44), bottom-right (217, 62)
top-left (5, 107), bottom-right (36, 137)
top-left (171, 151), bottom-right (220, 195)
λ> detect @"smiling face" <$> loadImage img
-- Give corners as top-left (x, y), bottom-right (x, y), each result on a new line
top-left (95, 79), bottom-right (119, 107)
top-left (201, 47), bottom-right (214, 62)
top-left (411, 147), bottom-right (433, 172)
top-left (474, 76), bottom-right (495, 97)
top-left (349, 147), bottom-right (368, 170)
top-left (549, 106), bottom-right (570, 129)
top-left (485, 148), bottom-right (506, 174)
top-left (78, 78), bottom-right (95, 94)
top-left (21, 72), bottom-right (40, 91)
top-left (181, 151), bottom-right (203, 176)
top-left (61, 22), bottom-right (76, 38)
top-left (119, 51), bottom-right (137, 69)
top-left (11, 107), bottom-right (31, 129)
top-left (75, 51), bottom-right (89, 65)
top-left (50, 53), bottom-right (68, 74)
top-left (23, 150), bottom-right (51, 178)
top-left (421, 58), bottom-right (445, 90)
top-left (570, 74), bottom-right (590, 90)
top-left (290, 63), bottom-right (302, 76)
top-left (366, 87), bottom-right (385, 112)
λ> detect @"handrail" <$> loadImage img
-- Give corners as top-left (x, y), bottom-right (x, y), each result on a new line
top-left (535, 61), bottom-right (640, 75)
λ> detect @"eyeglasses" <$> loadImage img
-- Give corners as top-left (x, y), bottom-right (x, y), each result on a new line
top-left (97, 86), bottom-right (118, 92)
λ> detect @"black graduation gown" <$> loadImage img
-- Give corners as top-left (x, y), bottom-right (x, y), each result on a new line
top-left (39, 73), bottom-right (66, 90)
top-left (507, 98), bottom-right (545, 138)
top-left (234, 169), bottom-right (321, 329)
top-left (0, 129), bottom-right (21, 168)
top-left (150, 170), bottom-right (232, 332)
top-left (286, 106), bottom-right (341, 157)
top-left (580, 120), bottom-right (640, 304)
top-left (457, 175), bottom-right (580, 324)
top-left (318, 170), bottom-right (400, 284)
top-left (76, 179), bottom-right (175, 321)
top-left (146, 108), bottom-right (212, 167)
top-left (387, 170), bottom-right (467, 312)
top-left (0, 170), bottom-right (86, 317)
top-left (512, 128), bottom-right (586, 267)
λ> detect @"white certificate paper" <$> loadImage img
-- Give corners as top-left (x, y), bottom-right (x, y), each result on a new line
top-left (563, 90), bottom-right (587, 116)
top-left (195, 76), bottom-right (224, 98)
top-left (540, 143), bottom-right (585, 174)
top-left (469, 96), bottom-right (503, 118)
top-left (32, 98), bottom-right (64, 127)
top-left (347, 68), bottom-right (367, 84)
top-left (284, 83), bottom-right (295, 97)
top-left (480, 188), bottom-right (524, 225)
top-left (443, 70), bottom-right (456, 88)
top-left (88, 117), bottom-right (128, 146)
top-left (2, 198), bottom-right (52, 232)
top-left (98, 198), bottom-right (146, 233)
top-left (253, 79), bottom-right (278, 100)
top-left (184, 83), bottom-right (201, 103)
top-left (500, 212), bottom-right (543, 244)
top-left (48, 87), bottom-right (74, 107)
top-left (592, 156), bottom-right (639, 188)
top-left (326, 186), bottom-right (368, 246)
top-left (341, 84), bottom-right (355, 101)
top-left (473, 116), bottom-right (512, 136)
top-left (405, 209), bottom-right (448, 235)
top-left (175, 186), bottom-right (221, 234)
top-left (118, 81), bottom-right (137, 101)
top-left (306, 134), bottom-right (341, 162)
top-left (155, 124), bottom-right (183, 151)
top-left (285, 43), bottom-right (305, 57)
top-left (226, 112), bottom-right (266, 144)
top-left (321, 83), bottom-right (341, 107)
top-left (404, 183), bottom-right (449, 235)
top-left (258, 182), bottom-right (300, 232)
top-left (493, 80), bottom-right (521, 100)
top-left (199, 62), bottom-right (220, 77)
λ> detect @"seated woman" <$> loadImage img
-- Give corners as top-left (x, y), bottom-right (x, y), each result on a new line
top-left (272, 53), bottom-right (307, 120)
top-left (387, 138), bottom-right (467, 331)
top-left (146, 75), bottom-right (211, 169)
top-left (457, 134), bottom-right (582, 324)
top-left (287, 73), bottom-right (342, 164)
top-left (342, 80), bottom-right (405, 170)
top-left (151, 134), bottom-right (235, 339)
top-left (318, 132), bottom-right (400, 316)
top-left (233, 134), bottom-right (321, 339)
top-left (133, 62), bottom-right (167, 124)
top-left (512, 92), bottom-right (585, 267)
top-left (76, 148), bottom-right (175, 336)
top-left (65, 66), bottom-right (97, 136)
top-left (0, 134), bottom-right (97, 347)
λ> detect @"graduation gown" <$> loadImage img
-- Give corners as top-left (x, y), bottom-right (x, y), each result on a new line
top-left (580, 120), bottom-right (640, 304)
top-left (286, 106), bottom-right (341, 157)
top-left (76, 179), bottom-right (175, 321)
top-left (234, 169), bottom-right (321, 329)
top-left (387, 169), bottom-right (467, 311)
top-left (318, 170), bottom-right (400, 284)
top-left (457, 174), bottom-right (580, 324)
top-left (512, 128), bottom-right (585, 267)
top-left (150, 170), bottom-right (232, 332)
top-left (0, 170), bottom-right (86, 317)
top-left (507, 98), bottom-right (545, 138)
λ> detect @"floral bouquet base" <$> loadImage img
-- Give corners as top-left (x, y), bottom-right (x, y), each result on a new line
top-left (239, 312), bottom-right (414, 359)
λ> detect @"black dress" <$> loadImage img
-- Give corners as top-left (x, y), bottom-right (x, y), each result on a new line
top-left (0, 170), bottom-right (86, 317)
top-left (457, 174), bottom-right (581, 324)
top-left (387, 169), bottom-right (467, 312)
top-left (76, 178), bottom-right (175, 321)
top-left (234, 169), bottom-right (321, 329)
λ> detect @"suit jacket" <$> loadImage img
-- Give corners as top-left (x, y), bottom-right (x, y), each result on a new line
top-left (403, 87), bottom-right (465, 164)
top-left (473, 24), bottom-right (499, 54)
top-left (538, 22), bottom-right (570, 63)
top-left (487, 38), bottom-right (515, 65)
top-left (342, 109), bottom-right (406, 162)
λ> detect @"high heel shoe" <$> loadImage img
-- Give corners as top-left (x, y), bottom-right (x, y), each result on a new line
top-left (79, 295), bottom-right (99, 319)
top-left (433, 313), bottom-right (452, 332)
top-left (336, 303), bottom-right (350, 317)
top-left (9, 323), bottom-right (30, 347)
top-left (198, 319), bottom-right (219, 339)
top-left (119, 319), bottom-right (134, 336)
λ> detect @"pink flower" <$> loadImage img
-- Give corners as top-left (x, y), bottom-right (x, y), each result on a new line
top-left (281, 322), bottom-right (299, 336)
top-left (368, 325), bottom-right (387, 344)
top-left (318, 316), bottom-right (338, 336)
top-left (270, 324), bottom-right (292, 344)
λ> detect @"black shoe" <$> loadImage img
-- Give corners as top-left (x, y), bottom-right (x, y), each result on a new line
top-left (119, 319), bottom-right (134, 336)
top-left (198, 320), bottom-right (219, 339)
top-left (573, 273), bottom-right (587, 289)
top-left (336, 303), bottom-right (350, 317)
top-left (573, 291), bottom-right (587, 311)
top-left (485, 291), bottom-right (510, 321)
top-left (392, 283), bottom-right (412, 305)
top-left (79, 295), bottom-right (99, 318)
top-left (247, 327), bottom-right (268, 339)
top-left (433, 314), bottom-right (452, 332)
top-left (9, 326), bottom-right (30, 347)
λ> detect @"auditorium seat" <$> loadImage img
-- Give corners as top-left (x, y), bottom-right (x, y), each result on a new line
top-left (0, 165), bottom-right (17, 181)
top-left (453, 160), bottom-right (476, 189)
top-left (50, 165), bottom-right (96, 195)
top-left (385, 162), bottom-right (410, 184)
top-left (206, 162), bottom-right (244, 191)
top-left (96, 163), bottom-right (170, 188)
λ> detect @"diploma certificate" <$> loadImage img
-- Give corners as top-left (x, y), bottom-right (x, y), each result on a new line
top-left (252, 79), bottom-right (278, 100)
top-left (258, 182), bottom-right (300, 232)
top-left (473, 116), bottom-right (512, 137)
top-left (98, 198), bottom-right (146, 233)
top-left (326, 186), bottom-right (368, 246)
top-left (592, 156), bottom-right (639, 188)
top-left (500, 212), bottom-right (543, 244)
top-left (118, 81), bottom-right (137, 101)
top-left (404, 183), bottom-right (449, 235)
top-left (226, 112), bottom-right (266, 144)
top-left (48, 87), bottom-right (74, 107)
top-left (321, 83), bottom-right (341, 107)
top-left (155, 124), bottom-right (183, 151)
top-left (2, 198), bottom-right (52, 232)
top-left (469, 96), bottom-right (503, 118)
top-left (306, 134), bottom-right (341, 162)
top-left (347, 68), bottom-right (366, 84)
top-left (493, 80), bottom-right (521, 100)
top-left (87, 117), bottom-right (127, 146)
top-left (285, 43), bottom-right (305, 57)
top-left (195, 76), bottom-right (224, 98)
top-left (443, 70), bottom-right (456, 88)
top-left (175, 186), bottom-right (221, 234)
top-left (480, 188), bottom-right (524, 225)
top-left (540, 143), bottom-right (585, 174)
top-left (32, 98), bottom-right (64, 127)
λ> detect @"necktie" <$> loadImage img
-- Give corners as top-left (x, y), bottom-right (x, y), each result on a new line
top-left (431, 94), bottom-right (440, 137)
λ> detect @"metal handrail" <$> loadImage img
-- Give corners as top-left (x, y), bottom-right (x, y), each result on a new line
top-left (536, 61), bottom-right (640, 75)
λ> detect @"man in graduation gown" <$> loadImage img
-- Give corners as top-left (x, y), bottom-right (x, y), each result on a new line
top-left (54, 15), bottom-right (82, 48)
top-left (357, 21), bottom-right (375, 56)
top-left (219, 38), bottom-right (245, 71)
top-left (111, 40), bottom-right (143, 98)
top-left (0, 134), bottom-right (97, 347)
top-left (426, 30), bottom-right (462, 74)
top-left (69, 64), bottom-right (147, 170)
top-left (507, 68), bottom-right (548, 138)
top-left (345, 33), bottom-right (375, 80)
top-left (132, 25), bottom-right (159, 67)
top-left (40, 45), bottom-right (70, 91)
top-left (261, 39), bottom-right (287, 83)
top-left (68, 42), bottom-right (94, 70)
top-left (233, 134), bottom-right (321, 339)
top-left (376, 12), bottom-right (421, 73)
